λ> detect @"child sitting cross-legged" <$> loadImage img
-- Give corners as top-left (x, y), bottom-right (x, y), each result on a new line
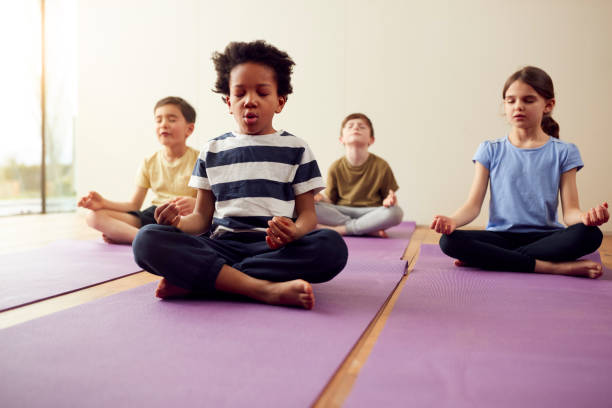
top-left (78, 96), bottom-right (198, 244)
top-left (315, 113), bottom-right (403, 237)
top-left (132, 40), bottom-right (348, 309)
top-left (431, 66), bottom-right (609, 278)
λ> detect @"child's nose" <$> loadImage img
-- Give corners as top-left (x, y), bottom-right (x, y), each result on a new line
top-left (244, 92), bottom-right (258, 106)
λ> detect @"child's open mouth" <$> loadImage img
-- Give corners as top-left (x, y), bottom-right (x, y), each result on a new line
top-left (245, 113), bottom-right (258, 125)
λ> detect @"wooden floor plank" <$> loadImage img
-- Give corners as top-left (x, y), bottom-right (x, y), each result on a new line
top-left (0, 272), bottom-right (160, 329)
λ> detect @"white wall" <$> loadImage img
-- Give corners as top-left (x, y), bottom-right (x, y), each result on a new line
top-left (76, 0), bottom-right (612, 232)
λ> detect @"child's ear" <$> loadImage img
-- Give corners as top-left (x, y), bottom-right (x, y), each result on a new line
top-left (544, 98), bottom-right (556, 114)
top-left (275, 96), bottom-right (287, 114)
top-left (186, 123), bottom-right (195, 137)
top-left (369, 136), bottom-right (375, 146)
top-left (226, 96), bottom-right (232, 114)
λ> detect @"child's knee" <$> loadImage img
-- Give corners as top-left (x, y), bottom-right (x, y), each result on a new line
top-left (311, 229), bottom-right (348, 278)
top-left (573, 224), bottom-right (603, 252)
top-left (132, 224), bottom-right (166, 265)
top-left (439, 232), bottom-right (462, 257)
top-left (386, 205), bottom-right (404, 225)
top-left (85, 209), bottom-right (105, 229)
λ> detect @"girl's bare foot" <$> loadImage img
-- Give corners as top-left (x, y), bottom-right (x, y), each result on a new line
top-left (256, 279), bottom-right (315, 309)
top-left (535, 259), bottom-right (603, 279)
top-left (155, 278), bottom-right (192, 298)
top-left (454, 259), bottom-right (467, 267)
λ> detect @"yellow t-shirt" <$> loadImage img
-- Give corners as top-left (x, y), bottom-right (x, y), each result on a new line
top-left (324, 153), bottom-right (399, 207)
top-left (135, 147), bottom-right (199, 206)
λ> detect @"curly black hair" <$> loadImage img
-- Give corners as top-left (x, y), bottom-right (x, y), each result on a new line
top-left (212, 40), bottom-right (295, 98)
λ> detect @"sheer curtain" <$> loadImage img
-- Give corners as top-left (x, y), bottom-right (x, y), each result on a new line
top-left (45, 0), bottom-right (77, 213)
top-left (0, 0), bottom-right (76, 216)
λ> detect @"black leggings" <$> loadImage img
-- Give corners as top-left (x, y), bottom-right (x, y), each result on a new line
top-left (439, 223), bottom-right (603, 272)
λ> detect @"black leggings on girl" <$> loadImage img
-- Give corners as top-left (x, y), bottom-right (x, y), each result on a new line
top-left (439, 223), bottom-right (603, 272)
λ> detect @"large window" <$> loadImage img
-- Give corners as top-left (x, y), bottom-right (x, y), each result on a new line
top-left (0, 0), bottom-right (76, 216)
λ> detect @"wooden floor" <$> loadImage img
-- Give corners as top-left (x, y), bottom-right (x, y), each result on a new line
top-left (1, 213), bottom-right (611, 407)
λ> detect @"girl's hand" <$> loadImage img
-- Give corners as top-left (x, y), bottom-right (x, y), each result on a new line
top-left (171, 196), bottom-right (196, 216)
top-left (77, 191), bottom-right (104, 210)
top-left (431, 215), bottom-right (457, 235)
top-left (581, 202), bottom-right (609, 226)
top-left (154, 202), bottom-right (181, 227)
top-left (383, 190), bottom-right (397, 207)
top-left (266, 216), bottom-right (298, 249)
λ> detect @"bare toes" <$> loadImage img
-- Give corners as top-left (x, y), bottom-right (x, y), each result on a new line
top-left (589, 264), bottom-right (603, 279)
top-left (155, 278), bottom-right (191, 299)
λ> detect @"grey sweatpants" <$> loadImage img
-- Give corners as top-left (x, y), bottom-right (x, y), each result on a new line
top-left (315, 202), bottom-right (403, 235)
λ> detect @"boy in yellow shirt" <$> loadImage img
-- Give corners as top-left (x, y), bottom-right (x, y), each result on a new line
top-left (78, 96), bottom-right (198, 244)
top-left (316, 113), bottom-right (403, 237)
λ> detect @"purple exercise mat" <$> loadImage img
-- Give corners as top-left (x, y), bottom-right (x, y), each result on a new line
top-left (343, 221), bottom-right (416, 264)
top-left (346, 244), bottom-right (612, 408)
top-left (0, 223), bottom-right (415, 407)
top-left (0, 240), bottom-right (141, 311)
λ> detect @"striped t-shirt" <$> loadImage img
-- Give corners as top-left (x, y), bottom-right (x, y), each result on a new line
top-left (189, 130), bottom-right (324, 236)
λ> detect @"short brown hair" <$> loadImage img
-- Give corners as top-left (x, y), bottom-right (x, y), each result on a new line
top-left (154, 96), bottom-right (196, 124)
top-left (341, 113), bottom-right (374, 138)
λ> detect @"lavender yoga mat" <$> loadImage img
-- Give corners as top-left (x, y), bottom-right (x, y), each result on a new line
top-left (346, 244), bottom-right (612, 408)
top-left (343, 221), bottom-right (416, 263)
top-left (0, 223), bottom-right (414, 407)
top-left (0, 240), bottom-right (141, 311)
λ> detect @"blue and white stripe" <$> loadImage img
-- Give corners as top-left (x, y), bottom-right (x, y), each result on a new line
top-left (189, 130), bottom-right (324, 235)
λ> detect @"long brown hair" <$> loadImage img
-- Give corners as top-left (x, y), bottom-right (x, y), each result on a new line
top-left (503, 66), bottom-right (559, 138)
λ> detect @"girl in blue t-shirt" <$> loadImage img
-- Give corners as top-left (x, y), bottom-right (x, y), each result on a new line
top-left (431, 66), bottom-right (609, 278)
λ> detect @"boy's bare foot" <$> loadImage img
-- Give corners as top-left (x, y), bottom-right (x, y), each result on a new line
top-left (155, 278), bottom-right (192, 298)
top-left (366, 229), bottom-right (388, 238)
top-left (102, 233), bottom-right (131, 245)
top-left (256, 279), bottom-right (315, 309)
top-left (535, 259), bottom-right (603, 279)
top-left (102, 234), bottom-right (118, 244)
top-left (316, 224), bottom-right (346, 236)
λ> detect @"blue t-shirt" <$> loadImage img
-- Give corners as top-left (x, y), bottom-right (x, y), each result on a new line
top-left (473, 136), bottom-right (583, 232)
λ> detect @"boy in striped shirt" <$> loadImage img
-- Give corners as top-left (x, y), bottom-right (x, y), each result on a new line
top-left (133, 41), bottom-right (348, 309)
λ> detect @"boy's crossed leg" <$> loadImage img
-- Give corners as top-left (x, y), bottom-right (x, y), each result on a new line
top-left (86, 210), bottom-right (141, 244)
top-left (133, 226), bottom-right (347, 309)
top-left (155, 266), bottom-right (315, 309)
top-left (315, 203), bottom-right (403, 237)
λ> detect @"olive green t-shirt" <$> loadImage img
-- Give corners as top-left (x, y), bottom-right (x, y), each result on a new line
top-left (324, 153), bottom-right (399, 207)
top-left (135, 147), bottom-right (199, 206)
